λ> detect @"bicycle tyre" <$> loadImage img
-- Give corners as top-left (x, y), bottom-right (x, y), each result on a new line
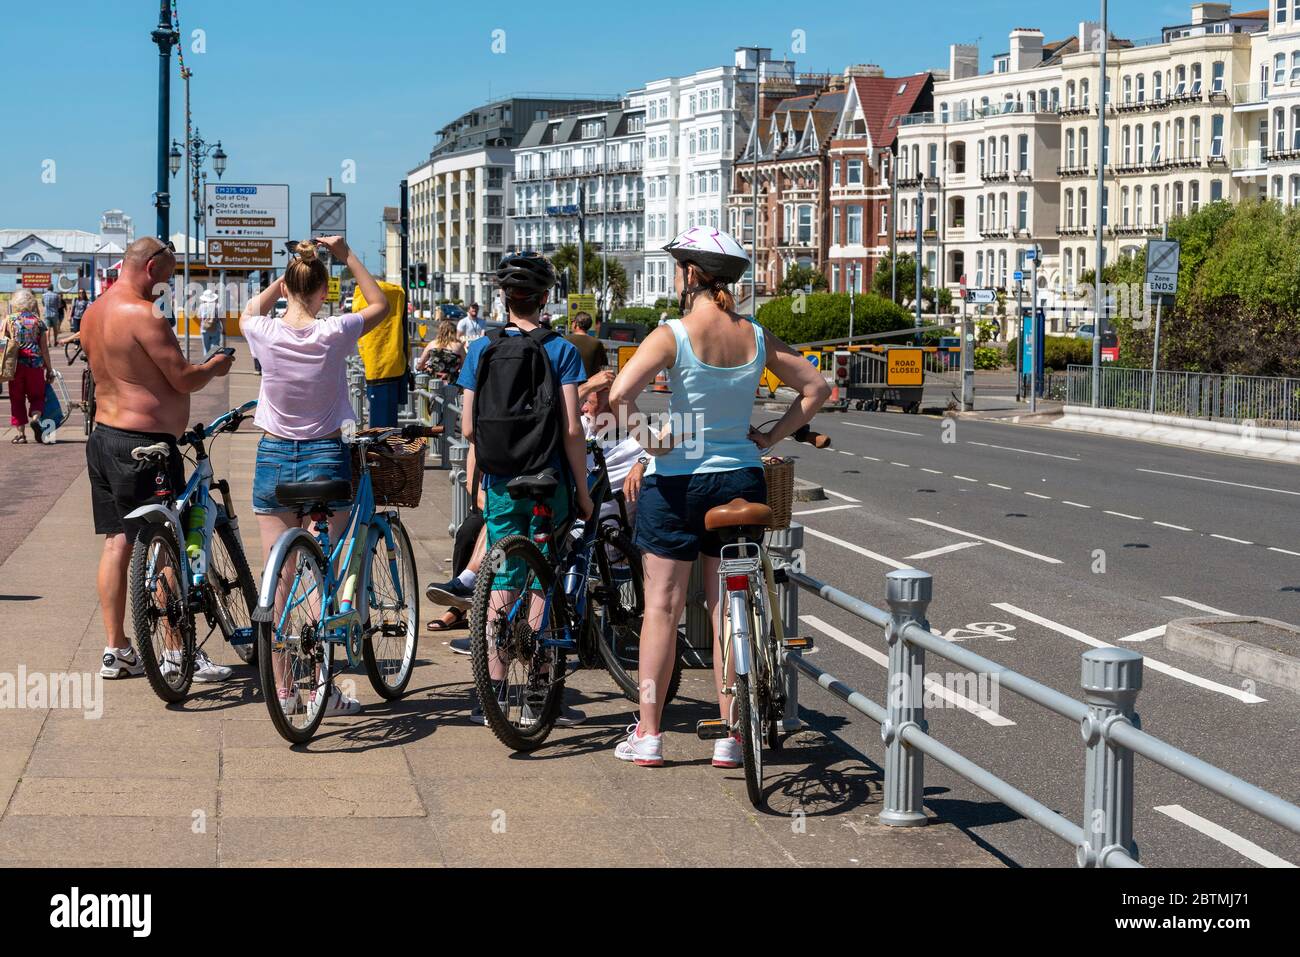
top-left (257, 535), bottom-right (333, 745)
top-left (468, 534), bottom-right (564, 752)
top-left (593, 526), bottom-right (682, 707)
top-left (362, 519), bottom-right (419, 699)
top-left (211, 518), bottom-right (258, 665)
top-left (129, 524), bottom-right (194, 703)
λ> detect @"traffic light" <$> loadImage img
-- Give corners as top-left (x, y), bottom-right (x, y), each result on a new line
top-left (416, 263), bottom-right (428, 288)
top-left (558, 270), bottom-right (570, 300)
top-left (406, 264), bottom-right (417, 288)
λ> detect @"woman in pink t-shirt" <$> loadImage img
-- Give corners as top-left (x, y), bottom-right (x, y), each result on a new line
top-left (241, 236), bottom-right (390, 716)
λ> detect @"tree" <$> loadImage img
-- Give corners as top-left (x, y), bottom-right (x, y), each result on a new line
top-left (551, 243), bottom-right (629, 310)
top-left (872, 252), bottom-right (917, 305)
top-left (779, 263), bottom-right (829, 295)
top-left (755, 292), bottom-right (912, 345)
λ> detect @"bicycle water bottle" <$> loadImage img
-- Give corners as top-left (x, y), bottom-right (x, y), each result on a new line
top-left (184, 505), bottom-right (207, 559)
top-left (563, 519), bottom-right (586, 595)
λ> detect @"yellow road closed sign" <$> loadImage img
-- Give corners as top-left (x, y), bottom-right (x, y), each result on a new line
top-left (887, 348), bottom-right (924, 387)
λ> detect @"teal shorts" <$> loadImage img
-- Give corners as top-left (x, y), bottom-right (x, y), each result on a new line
top-left (484, 480), bottom-right (571, 591)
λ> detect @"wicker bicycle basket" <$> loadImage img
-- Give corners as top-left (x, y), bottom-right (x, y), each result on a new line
top-left (351, 429), bottom-right (429, 509)
top-left (762, 456), bottom-right (795, 530)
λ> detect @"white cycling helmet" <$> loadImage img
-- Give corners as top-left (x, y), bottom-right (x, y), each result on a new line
top-left (663, 226), bottom-right (750, 284)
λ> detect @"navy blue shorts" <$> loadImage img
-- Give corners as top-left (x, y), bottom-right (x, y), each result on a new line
top-left (633, 467), bottom-right (767, 562)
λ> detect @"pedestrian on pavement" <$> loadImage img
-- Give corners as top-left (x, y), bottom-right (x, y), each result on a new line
top-left (42, 284), bottom-right (64, 341)
top-left (608, 226), bottom-right (830, 767)
top-left (458, 251), bottom-right (592, 726)
top-left (69, 290), bottom-right (90, 335)
top-left (5, 289), bottom-right (54, 445)
top-left (241, 236), bottom-right (391, 718)
top-left (566, 311), bottom-right (607, 379)
top-left (415, 319), bottom-right (465, 383)
top-left (81, 237), bottom-right (235, 683)
top-left (353, 279), bottom-right (409, 428)
top-left (456, 302), bottom-right (485, 342)
top-left (198, 289), bottom-right (223, 355)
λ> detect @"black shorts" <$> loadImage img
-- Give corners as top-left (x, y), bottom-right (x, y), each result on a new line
top-left (633, 468), bottom-right (767, 562)
top-left (87, 424), bottom-right (185, 538)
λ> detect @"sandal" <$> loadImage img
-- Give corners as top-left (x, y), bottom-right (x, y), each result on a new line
top-left (10, 433), bottom-right (27, 444)
top-left (427, 609), bottom-right (467, 632)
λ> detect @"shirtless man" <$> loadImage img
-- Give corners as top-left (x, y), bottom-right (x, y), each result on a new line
top-left (82, 236), bottom-right (235, 681)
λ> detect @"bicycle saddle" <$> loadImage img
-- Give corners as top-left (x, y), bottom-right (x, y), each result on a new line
top-left (275, 479), bottom-right (353, 509)
top-left (506, 469), bottom-right (560, 501)
top-left (704, 499), bottom-right (774, 531)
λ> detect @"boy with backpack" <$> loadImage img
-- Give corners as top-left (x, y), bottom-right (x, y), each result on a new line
top-left (456, 251), bottom-right (592, 725)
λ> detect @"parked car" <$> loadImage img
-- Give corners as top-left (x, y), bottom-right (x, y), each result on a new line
top-left (439, 304), bottom-right (466, 321)
top-left (271, 298), bottom-right (288, 319)
top-left (1073, 324), bottom-right (1095, 339)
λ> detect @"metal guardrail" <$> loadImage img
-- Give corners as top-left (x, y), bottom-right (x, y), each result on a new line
top-left (1065, 364), bottom-right (1300, 431)
top-left (346, 355), bottom-right (368, 430)
top-left (407, 369), bottom-right (472, 536)
top-left (765, 533), bottom-right (1300, 867)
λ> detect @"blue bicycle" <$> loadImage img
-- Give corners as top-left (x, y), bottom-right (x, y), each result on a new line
top-left (127, 400), bottom-right (260, 703)
top-left (252, 424), bottom-right (437, 744)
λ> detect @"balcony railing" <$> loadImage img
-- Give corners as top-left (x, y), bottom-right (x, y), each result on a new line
top-left (1057, 164), bottom-right (1094, 178)
top-left (1232, 82), bottom-right (1268, 106)
top-left (1231, 146), bottom-right (1269, 171)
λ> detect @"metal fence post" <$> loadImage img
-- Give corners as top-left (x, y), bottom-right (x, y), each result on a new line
top-left (413, 371), bottom-right (431, 426)
top-left (768, 523), bottom-right (805, 731)
top-left (1078, 647), bottom-right (1143, 867)
top-left (881, 568), bottom-right (931, 827)
top-left (448, 440), bottom-right (469, 538)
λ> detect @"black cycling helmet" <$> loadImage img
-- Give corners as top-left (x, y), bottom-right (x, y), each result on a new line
top-left (496, 250), bottom-right (556, 294)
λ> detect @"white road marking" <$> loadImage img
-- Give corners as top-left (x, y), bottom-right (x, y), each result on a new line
top-left (953, 475), bottom-right (978, 482)
top-left (909, 518), bottom-right (1062, 564)
top-left (967, 440), bottom-right (1080, 461)
top-left (1137, 468), bottom-right (1300, 498)
top-left (793, 504), bottom-right (861, 517)
top-left (1152, 521), bottom-right (1193, 531)
top-left (906, 541), bottom-right (982, 561)
top-left (845, 422), bottom-right (923, 437)
top-left (921, 468), bottom-right (944, 475)
top-left (1269, 546), bottom-right (1300, 557)
top-left (891, 462), bottom-right (911, 468)
top-left (1105, 510), bottom-right (1144, 520)
top-left (838, 450), bottom-right (855, 456)
top-left (800, 615), bottom-right (1015, 727)
top-left (824, 489), bottom-right (861, 503)
top-left (861, 455), bottom-right (882, 462)
top-left (1024, 492), bottom-right (1052, 500)
top-left (1154, 805), bottom-right (1297, 868)
top-left (802, 527), bottom-right (912, 570)
top-left (1119, 625), bottom-right (1166, 643)
top-left (987, 483), bottom-right (1013, 491)
top-left (993, 603), bottom-right (1265, 704)
top-left (1211, 533), bottom-right (1254, 545)
top-left (1164, 596), bottom-right (1236, 617)
top-left (1062, 501), bottom-right (1091, 509)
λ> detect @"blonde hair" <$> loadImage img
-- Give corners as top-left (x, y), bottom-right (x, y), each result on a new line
top-left (687, 263), bottom-right (736, 313)
top-left (433, 320), bottom-right (459, 349)
top-left (10, 289), bottom-right (38, 314)
top-left (285, 241), bottom-right (329, 301)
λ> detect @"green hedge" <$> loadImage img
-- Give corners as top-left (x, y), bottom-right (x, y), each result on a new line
top-left (974, 347), bottom-right (1003, 370)
top-left (1005, 335), bottom-right (1092, 370)
top-left (755, 293), bottom-right (913, 346)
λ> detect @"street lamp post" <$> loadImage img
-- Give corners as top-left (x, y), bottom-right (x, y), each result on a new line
top-left (915, 187), bottom-right (923, 345)
top-left (171, 114), bottom-right (228, 360)
top-left (151, 0), bottom-right (178, 241)
top-left (1091, 0), bottom-right (1109, 407)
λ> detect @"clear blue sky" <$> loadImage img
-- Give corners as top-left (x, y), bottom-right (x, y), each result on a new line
top-left (0, 0), bottom-right (1181, 269)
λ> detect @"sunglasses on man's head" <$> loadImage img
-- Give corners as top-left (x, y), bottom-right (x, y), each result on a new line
top-left (145, 240), bottom-right (176, 265)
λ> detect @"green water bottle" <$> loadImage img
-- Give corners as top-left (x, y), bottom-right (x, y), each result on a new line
top-left (185, 505), bottom-right (207, 559)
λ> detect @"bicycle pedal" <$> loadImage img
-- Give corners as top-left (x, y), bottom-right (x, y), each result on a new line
top-left (695, 719), bottom-right (730, 741)
top-left (783, 636), bottom-right (815, 651)
top-left (228, 628), bottom-right (254, 646)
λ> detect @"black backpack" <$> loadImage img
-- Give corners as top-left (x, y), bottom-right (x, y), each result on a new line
top-left (471, 324), bottom-right (563, 477)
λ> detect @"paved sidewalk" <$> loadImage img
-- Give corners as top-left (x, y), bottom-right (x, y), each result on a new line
top-left (0, 346), bottom-right (1000, 867)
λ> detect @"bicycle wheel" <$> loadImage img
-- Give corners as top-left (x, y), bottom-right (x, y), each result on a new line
top-left (257, 536), bottom-right (334, 745)
top-left (468, 534), bottom-right (564, 752)
top-left (593, 525), bottom-right (682, 708)
top-left (209, 518), bottom-right (258, 665)
top-left (129, 524), bottom-right (194, 703)
top-left (733, 606), bottom-right (766, 808)
top-left (362, 519), bottom-right (419, 699)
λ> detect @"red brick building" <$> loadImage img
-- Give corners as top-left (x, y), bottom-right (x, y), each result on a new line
top-left (825, 69), bottom-right (934, 293)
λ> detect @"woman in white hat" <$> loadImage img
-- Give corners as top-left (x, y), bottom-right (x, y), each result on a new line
top-left (198, 288), bottom-right (223, 355)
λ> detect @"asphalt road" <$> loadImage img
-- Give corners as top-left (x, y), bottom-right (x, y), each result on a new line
top-left (766, 406), bottom-right (1300, 867)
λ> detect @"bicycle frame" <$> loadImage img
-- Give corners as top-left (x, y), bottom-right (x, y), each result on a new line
top-left (717, 539), bottom-right (787, 693)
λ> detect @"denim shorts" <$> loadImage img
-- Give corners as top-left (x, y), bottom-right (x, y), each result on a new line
top-left (633, 467), bottom-right (767, 562)
top-left (252, 436), bottom-right (353, 514)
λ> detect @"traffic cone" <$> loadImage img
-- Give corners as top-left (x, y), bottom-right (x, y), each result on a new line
top-left (652, 371), bottom-right (671, 394)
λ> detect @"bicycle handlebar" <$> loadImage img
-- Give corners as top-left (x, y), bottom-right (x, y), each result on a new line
top-left (181, 400), bottom-right (259, 448)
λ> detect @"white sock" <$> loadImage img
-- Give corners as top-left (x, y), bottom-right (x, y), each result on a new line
top-left (455, 569), bottom-right (476, 588)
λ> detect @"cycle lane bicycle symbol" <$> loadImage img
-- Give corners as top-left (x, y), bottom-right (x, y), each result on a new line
top-left (942, 622), bottom-right (1017, 643)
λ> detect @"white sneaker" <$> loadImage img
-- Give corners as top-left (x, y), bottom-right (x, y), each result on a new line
top-left (712, 735), bottom-right (743, 769)
top-left (315, 687), bottom-right (361, 717)
top-left (101, 647), bottom-right (144, 679)
top-left (160, 649), bottom-right (184, 680)
top-left (278, 688), bottom-right (300, 716)
top-left (614, 722), bottom-right (664, 767)
top-left (192, 649), bottom-right (233, 683)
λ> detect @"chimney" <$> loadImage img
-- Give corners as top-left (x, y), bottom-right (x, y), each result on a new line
top-left (1009, 28), bottom-right (1044, 72)
top-left (949, 43), bottom-right (979, 80)
top-left (844, 64), bottom-right (886, 78)
top-left (1078, 20), bottom-right (1101, 53)
top-left (1191, 2), bottom-right (1230, 24)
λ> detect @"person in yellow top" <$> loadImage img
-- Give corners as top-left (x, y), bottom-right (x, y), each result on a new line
top-left (352, 280), bottom-right (408, 427)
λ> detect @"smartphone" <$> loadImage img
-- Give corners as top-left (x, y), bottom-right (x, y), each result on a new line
top-left (203, 346), bottom-right (236, 362)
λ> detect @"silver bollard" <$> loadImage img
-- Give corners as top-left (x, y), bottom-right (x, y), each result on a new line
top-left (768, 523), bottom-right (805, 732)
top-left (1078, 647), bottom-right (1142, 867)
top-left (880, 568), bottom-right (932, 827)
top-left (448, 441), bottom-right (469, 538)
top-left (414, 372), bottom-right (431, 425)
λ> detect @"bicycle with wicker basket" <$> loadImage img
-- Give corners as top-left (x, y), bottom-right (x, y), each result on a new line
top-left (251, 423), bottom-right (440, 744)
